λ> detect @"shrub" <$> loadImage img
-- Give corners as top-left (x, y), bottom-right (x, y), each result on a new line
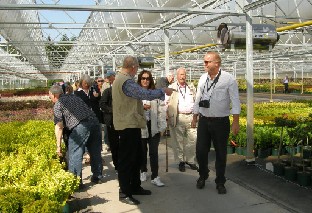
top-left (0, 121), bottom-right (80, 212)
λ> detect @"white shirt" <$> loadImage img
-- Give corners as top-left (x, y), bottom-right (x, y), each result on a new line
top-left (193, 69), bottom-right (241, 117)
top-left (177, 83), bottom-right (194, 114)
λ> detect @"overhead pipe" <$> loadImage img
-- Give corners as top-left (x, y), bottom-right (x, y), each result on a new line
top-left (276, 20), bottom-right (312, 32)
top-left (158, 20), bottom-right (312, 58)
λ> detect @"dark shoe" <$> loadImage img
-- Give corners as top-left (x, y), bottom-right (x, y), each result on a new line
top-left (120, 196), bottom-right (140, 205)
top-left (216, 184), bottom-right (227, 194)
top-left (179, 162), bottom-right (186, 172)
top-left (186, 162), bottom-right (198, 170)
top-left (196, 177), bottom-right (206, 189)
top-left (132, 187), bottom-right (152, 195)
top-left (78, 183), bottom-right (85, 190)
top-left (91, 176), bottom-right (101, 184)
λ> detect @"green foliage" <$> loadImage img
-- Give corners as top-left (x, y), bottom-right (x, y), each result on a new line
top-left (0, 121), bottom-right (80, 212)
top-left (23, 199), bottom-right (62, 213)
top-left (46, 34), bottom-right (75, 69)
top-left (254, 125), bottom-right (281, 149)
top-left (0, 100), bottom-right (53, 111)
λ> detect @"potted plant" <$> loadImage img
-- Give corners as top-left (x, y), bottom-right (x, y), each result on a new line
top-left (273, 115), bottom-right (296, 176)
top-left (296, 116), bottom-right (312, 186)
top-left (235, 130), bottom-right (247, 156)
top-left (256, 126), bottom-right (272, 158)
top-left (297, 137), bottom-right (311, 186)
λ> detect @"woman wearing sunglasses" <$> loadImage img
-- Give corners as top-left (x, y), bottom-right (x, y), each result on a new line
top-left (137, 70), bottom-right (166, 187)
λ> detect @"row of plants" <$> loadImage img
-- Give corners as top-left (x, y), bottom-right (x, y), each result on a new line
top-left (0, 87), bottom-right (49, 97)
top-left (272, 115), bottom-right (312, 186)
top-left (229, 100), bottom-right (312, 153)
top-left (0, 99), bottom-right (53, 123)
top-left (2, 79), bottom-right (312, 97)
top-left (0, 121), bottom-right (80, 213)
top-left (0, 100), bottom-right (53, 111)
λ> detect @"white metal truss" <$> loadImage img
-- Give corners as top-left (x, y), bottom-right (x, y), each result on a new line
top-left (0, 0), bottom-right (50, 80)
top-left (0, 0), bottom-right (311, 81)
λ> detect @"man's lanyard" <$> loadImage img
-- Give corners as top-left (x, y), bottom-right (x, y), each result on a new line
top-left (177, 83), bottom-right (188, 99)
top-left (200, 70), bottom-right (221, 101)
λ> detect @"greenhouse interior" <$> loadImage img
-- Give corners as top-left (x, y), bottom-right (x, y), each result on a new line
top-left (0, 0), bottom-right (312, 213)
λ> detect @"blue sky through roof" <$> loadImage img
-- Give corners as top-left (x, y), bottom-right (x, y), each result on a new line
top-left (37, 0), bottom-right (96, 41)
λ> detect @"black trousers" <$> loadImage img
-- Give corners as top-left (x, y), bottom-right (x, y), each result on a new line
top-left (107, 124), bottom-right (119, 170)
top-left (284, 83), bottom-right (289, 93)
top-left (141, 131), bottom-right (161, 179)
top-left (196, 115), bottom-right (230, 185)
top-left (117, 128), bottom-right (142, 197)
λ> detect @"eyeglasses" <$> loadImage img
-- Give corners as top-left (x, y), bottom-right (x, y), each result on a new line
top-left (141, 77), bottom-right (150, 81)
top-left (97, 80), bottom-right (104, 82)
top-left (204, 60), bottom-right (220, 64)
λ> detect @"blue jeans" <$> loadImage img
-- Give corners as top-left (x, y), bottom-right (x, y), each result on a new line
top-left (103, 124), bottom-right (110, 146)
top-left (68, 118), bottom-right (103, 182)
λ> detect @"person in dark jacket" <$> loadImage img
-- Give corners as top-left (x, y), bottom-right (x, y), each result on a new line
top-left (99, 71), bottom-right (119, 170)
top-left (74, 74), bottom-right (102, 163)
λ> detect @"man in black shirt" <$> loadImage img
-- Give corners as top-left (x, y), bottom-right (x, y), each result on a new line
top-left (49, 85), bottom-right (103, 187)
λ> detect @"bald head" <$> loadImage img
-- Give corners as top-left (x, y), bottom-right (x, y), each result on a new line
top-left (122, 56), bottom-right (139, 69)
top-left (122, 56), bottom-right (139, 77)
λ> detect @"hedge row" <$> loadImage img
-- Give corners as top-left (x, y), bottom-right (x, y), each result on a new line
top-left (0, 121), bottom-right (80, 213)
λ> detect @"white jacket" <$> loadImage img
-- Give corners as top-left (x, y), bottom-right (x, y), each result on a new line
top-left (141, 99), bottom-right (167, 138)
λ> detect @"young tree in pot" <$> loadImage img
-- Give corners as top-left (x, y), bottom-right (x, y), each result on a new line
top-left (284, 128), bottom-right (299, 181)
top-left (297, 140), bottom-right (312, 186)
top-left (273, 115), bottom-right (296, 176)
top-left (296, 116), bottom-right (312, 186)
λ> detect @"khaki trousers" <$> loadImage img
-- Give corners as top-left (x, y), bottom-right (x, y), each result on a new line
top-left (169, 114), bottom-right (197, 164)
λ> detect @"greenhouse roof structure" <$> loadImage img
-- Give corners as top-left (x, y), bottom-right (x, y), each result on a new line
top-left (0, 0), bottom-right (312, 81)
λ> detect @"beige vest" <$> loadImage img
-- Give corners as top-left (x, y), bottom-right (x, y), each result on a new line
top-left (112, 71), bottom-right (146, 130)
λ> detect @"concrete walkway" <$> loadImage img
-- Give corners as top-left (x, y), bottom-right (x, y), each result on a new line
top-left (67, 93), bottom-right (312, 213)
top-left (67, 139), bottom-right (306, 213)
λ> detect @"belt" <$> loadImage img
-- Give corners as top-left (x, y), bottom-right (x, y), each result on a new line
top-left (199, 114), bottom-right (228, 121)
top-left (179, 112), bottom-right (192, 115)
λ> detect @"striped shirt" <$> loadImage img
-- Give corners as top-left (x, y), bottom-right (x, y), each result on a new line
top-left (53, 94), bottom-right (96, 130)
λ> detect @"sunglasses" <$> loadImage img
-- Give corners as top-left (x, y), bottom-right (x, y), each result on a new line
top-left (204, 60), bottom-right (220, 64)
top-left (97, 80), bottom-right (104, 82)
top-left (141, 77), bottom-right (150, 81)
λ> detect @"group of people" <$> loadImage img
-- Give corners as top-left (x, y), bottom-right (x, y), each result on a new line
top-left (48, 51), bottom-right (241, 206)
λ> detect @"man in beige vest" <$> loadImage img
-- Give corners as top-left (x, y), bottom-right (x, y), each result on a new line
top-left (167, 67), bottom-right (198, 172)
top-left (112, 56), bottom-right (174, 205)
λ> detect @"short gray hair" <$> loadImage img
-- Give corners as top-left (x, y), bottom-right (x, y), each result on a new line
top-left (79, 74), bottom-right (93, 87)
top-left (122, 56), bottom-right (139, 69)
top-left (49, 85), bottom-right (63, 94)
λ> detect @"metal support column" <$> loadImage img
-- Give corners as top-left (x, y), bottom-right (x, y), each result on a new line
top-left (245, 4), bottom-right (255, 163)
top-left (164, 29), bottom-right (169, 76)
top-left (301, 67), bottom-right (304, 94)
top-left (269, 49), bottom-right (273, 102)
top-left (113, 56), bottom-right (116, 72)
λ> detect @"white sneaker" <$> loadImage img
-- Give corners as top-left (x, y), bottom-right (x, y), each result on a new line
top-left (140, 172), bottom-right (147, 182)
top-left (151, 176), bottom-right (165, 187)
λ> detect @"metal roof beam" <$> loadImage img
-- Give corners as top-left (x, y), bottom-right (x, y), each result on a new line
top-left (0, 4), bottom-right (243, 16)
